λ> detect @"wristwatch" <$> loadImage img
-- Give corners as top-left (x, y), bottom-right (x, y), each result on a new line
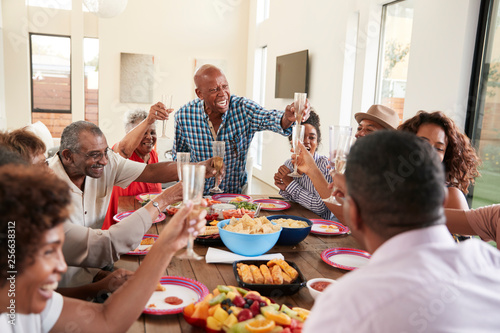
top-left (152, 201), bottom-right (162, 215)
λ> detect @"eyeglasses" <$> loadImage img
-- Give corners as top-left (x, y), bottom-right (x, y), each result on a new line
top-left (75, 147), bottom-right (111, 161)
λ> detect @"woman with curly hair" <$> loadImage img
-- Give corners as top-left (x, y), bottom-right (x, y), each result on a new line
top-left (0, 127), bottom-right (47, 166)
top-left (398, 111), bottom-right (480, 209)
top-left (274, 110), bottom-right (335, 220)
top-left (0, 164), bottom-right (205, 332)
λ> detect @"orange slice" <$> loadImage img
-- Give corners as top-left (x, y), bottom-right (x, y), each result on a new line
top-left (245, 319), bottom-right (276, 333)
top-left (263, 310), bottom-right (291, 326)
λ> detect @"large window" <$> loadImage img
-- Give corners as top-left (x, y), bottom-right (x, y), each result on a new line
top-left (30, 33), bottom-right (72, 137)
top-left (467, 0), bottom-right (500, 209)
top-left (84, 37), bottom-right (99, 125)
top-left (375, 0), bottom-right (414, 121)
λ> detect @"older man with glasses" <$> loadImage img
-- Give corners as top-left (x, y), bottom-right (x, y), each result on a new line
top-left (48, 120), bottom-right (215, 288)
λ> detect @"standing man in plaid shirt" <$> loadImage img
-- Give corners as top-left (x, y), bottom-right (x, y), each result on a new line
top-left (173, 64), bottom-right (310, 194)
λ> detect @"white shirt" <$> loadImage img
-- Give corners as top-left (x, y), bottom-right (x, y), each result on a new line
top-left (304, 225), bottom-right (500, 333)
top-left (49, 151), bottom-right (146, 229)
top-left (0, 292), bottom-right (63, 333)
top-left (49, 152), bottom-right (146, 287)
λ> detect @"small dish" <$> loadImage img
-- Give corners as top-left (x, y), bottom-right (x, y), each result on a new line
top-left (306, 278), bottom-right (337, 300)
top-left (233, 260), bottom-right (306, 296)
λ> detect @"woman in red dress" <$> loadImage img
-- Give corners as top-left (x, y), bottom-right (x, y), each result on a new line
top-left (102, 103), bottom-right (173, 229)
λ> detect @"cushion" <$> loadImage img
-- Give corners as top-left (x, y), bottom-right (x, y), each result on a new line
top-left (26, 121), bottom-right (54, 153)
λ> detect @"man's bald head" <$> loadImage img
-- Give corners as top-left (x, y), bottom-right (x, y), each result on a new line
top-left (194, 64), bottom-right (225, 89)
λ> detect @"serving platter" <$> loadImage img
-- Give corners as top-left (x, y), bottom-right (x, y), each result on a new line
top-left (113, 211), bottom-right (166, 224)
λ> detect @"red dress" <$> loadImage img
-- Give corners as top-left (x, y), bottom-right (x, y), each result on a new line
top-left (102, 149), bottom-right (162, 230)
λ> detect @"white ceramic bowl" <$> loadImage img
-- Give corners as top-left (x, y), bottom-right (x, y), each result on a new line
top-left (306, 278), bottom-right (337, 300)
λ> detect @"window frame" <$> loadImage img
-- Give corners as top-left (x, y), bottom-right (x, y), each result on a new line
top-left (29, 32), bottom-right (72, 114)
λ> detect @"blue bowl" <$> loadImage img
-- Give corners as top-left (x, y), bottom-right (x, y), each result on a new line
top-left (266, 215), bottom-right (312, 246)
top-left (217, 219), bottom-right (282, 256)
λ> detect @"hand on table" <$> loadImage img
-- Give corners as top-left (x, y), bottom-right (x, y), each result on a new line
top-left (96, 268), bottom-right (134, 293)
top-left (274, 165), bottom-right (293, 190)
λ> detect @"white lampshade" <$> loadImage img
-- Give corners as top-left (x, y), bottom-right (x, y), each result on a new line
top-left (83, 0), bottom-right (128, 18)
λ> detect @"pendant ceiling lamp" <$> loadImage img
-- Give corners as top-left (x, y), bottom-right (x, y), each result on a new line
top-left (83, 0), bottom-right (128, 18)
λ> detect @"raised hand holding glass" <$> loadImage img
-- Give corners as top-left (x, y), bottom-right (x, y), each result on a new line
top-left (288, 125), bottom-right (305, 177)
top-left (209, 141), bottom-right (225, 193)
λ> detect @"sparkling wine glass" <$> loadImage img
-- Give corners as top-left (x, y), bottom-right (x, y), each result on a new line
top-left (176, 152), bottom-right (190, 181)
top-left (294, 92), bottom-right (307, 126)
top-left (209, 141), bottom-right (225, 193)
top-left (324, 125), bottom-right (352, 204)
top-left (330, 134), bottom-right (355, 206)
top-left (176, 164), bottom-right (205, 260)
top-left (288, 125), bottom-right (305, 177)
top-left (160, 94), bottom-right (173, 138)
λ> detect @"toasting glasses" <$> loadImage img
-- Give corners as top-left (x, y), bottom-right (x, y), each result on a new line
top-left (176, 152), bottom-right (190, 181)
top-left (324, 125), bottom-right (352, 205)
top-left (287, 125), bottom-right (305, 177)
top-left (209, 141), bottom-right (225, 193)
top-left (160, 94), bottom-right (173, 138)
top-left (176, 164), bottom-right (205, 260)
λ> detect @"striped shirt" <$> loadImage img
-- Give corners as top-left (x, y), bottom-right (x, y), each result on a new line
top-left (173, 95), bottom-right (292, 194)
top-left (280, 153), bottom-right (336, 220)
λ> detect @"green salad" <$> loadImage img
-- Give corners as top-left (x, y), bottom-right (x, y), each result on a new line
top-left (228, 201), bottom-right (259, 210)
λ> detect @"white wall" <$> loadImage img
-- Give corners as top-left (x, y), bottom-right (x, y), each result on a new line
top-left (1, 0), bottom-right (250, 146)
top-left (247, 0), bottom-right (480, 188)
top-left (0, 0), bottom-right (5, 130)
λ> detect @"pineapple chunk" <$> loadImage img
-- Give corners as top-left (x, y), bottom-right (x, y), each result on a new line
top-left (213, 307), bottom-right (229, 323)
top-left (206, 316), bottom-right (223, 331)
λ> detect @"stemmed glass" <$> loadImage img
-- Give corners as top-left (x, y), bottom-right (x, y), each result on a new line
top-left (160, 94), bottom-right (173, 138)
top-left (209, 141), bottom-right (225, 193)
top-left (288, 125), bottom-right (305, 177)
top-left (176, 164), bottom-right (205, 260)
top-left (329, 134), bottom-right (355, 206)
top-left (293, 92), bottom-right (307, 127)
top-left (176, 152), bottom-right (190, 181)
top-left (324, 125), bottom-right (352, 204)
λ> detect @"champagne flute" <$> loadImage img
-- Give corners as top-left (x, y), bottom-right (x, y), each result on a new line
top-left (209, 141), bottom-right (225, 193)
top-left (294, 92), bottom-right (307, 126)
top-left (330, 134), bottom-right (355, 206)
top-left (176, 152), bottom-right (190, 181)
top-left (160, 94), bottom-right (173, 138)
top-left (176, 164), bottom-right (205, 260)
top-left (324, 125), bottom-right (352, 204)
top-left (288, 125), bottom-right (305, 177)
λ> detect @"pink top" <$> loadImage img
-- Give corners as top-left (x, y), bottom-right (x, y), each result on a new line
top-left (465, 204), bottom-right (500, 249)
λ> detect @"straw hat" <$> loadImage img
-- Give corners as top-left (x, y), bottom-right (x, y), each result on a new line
top-left (354, 105), bottom-right (399, 130)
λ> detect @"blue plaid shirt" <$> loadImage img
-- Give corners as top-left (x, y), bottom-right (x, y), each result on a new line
top-left (173, 95), bottom-right (292, 194)
top-left (280, 153), bottom-right (336, 221)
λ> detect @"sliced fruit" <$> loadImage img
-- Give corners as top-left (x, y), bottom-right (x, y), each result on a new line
top-left (207, 316), bottom-right (223, 331)
top-left (208, 303), bottom-right (221, 316)
top-left (227, 291), bottom-right (237, 301)
top-left (232, 295), bottom-right (246, 307)
top-left (262, 309), bottom-right (291, 326)
top-left (249, 300), bottom-right (261, 317)
top-left (209, 293), bottom-right (227, 306)
top-left (192, 300), bottom-right (210, 320)
top-left (217, 285), bottom-right (233, 294)
top-left (213, 307), bottom-right (229, 323)
top-left (292, 307), bottom-right (310, 321)
top-left (230, 305), bottom-right (243, 316)
top-left (245, 319), bottom-right (275, 333)
top-left (236, 287), bottom-right (249, 296)
top-left (223, 313), bottom-right (239, 329)
top-left (237, 308), bottom-right (254, 322)
top-left (183, 303), bottom-right (195, 317)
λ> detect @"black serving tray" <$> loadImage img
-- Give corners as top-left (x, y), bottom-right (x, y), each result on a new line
top-left (232, 260), bottom-right (306, 297)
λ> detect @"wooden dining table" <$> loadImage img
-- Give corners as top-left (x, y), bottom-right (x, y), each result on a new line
top-left (116, 194), bottom-right (363, 333)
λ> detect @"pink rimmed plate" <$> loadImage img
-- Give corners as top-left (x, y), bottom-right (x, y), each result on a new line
top-left (114, 210), bottom-right (166, 224)
top-left (310, 219), bottom-right (350, 235)
top-left (135, 192), bottom-right (161, 203)
top-left (127, 234), bottom-right (158, 256)
top-left (321, 247), bottom-right (371, 270)
top-left (143, 276), bottom-right (209, 315)
top-left (252, 199), bottom-right (291, 211)
top-left (211, 193), bottom-right (252, 203)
